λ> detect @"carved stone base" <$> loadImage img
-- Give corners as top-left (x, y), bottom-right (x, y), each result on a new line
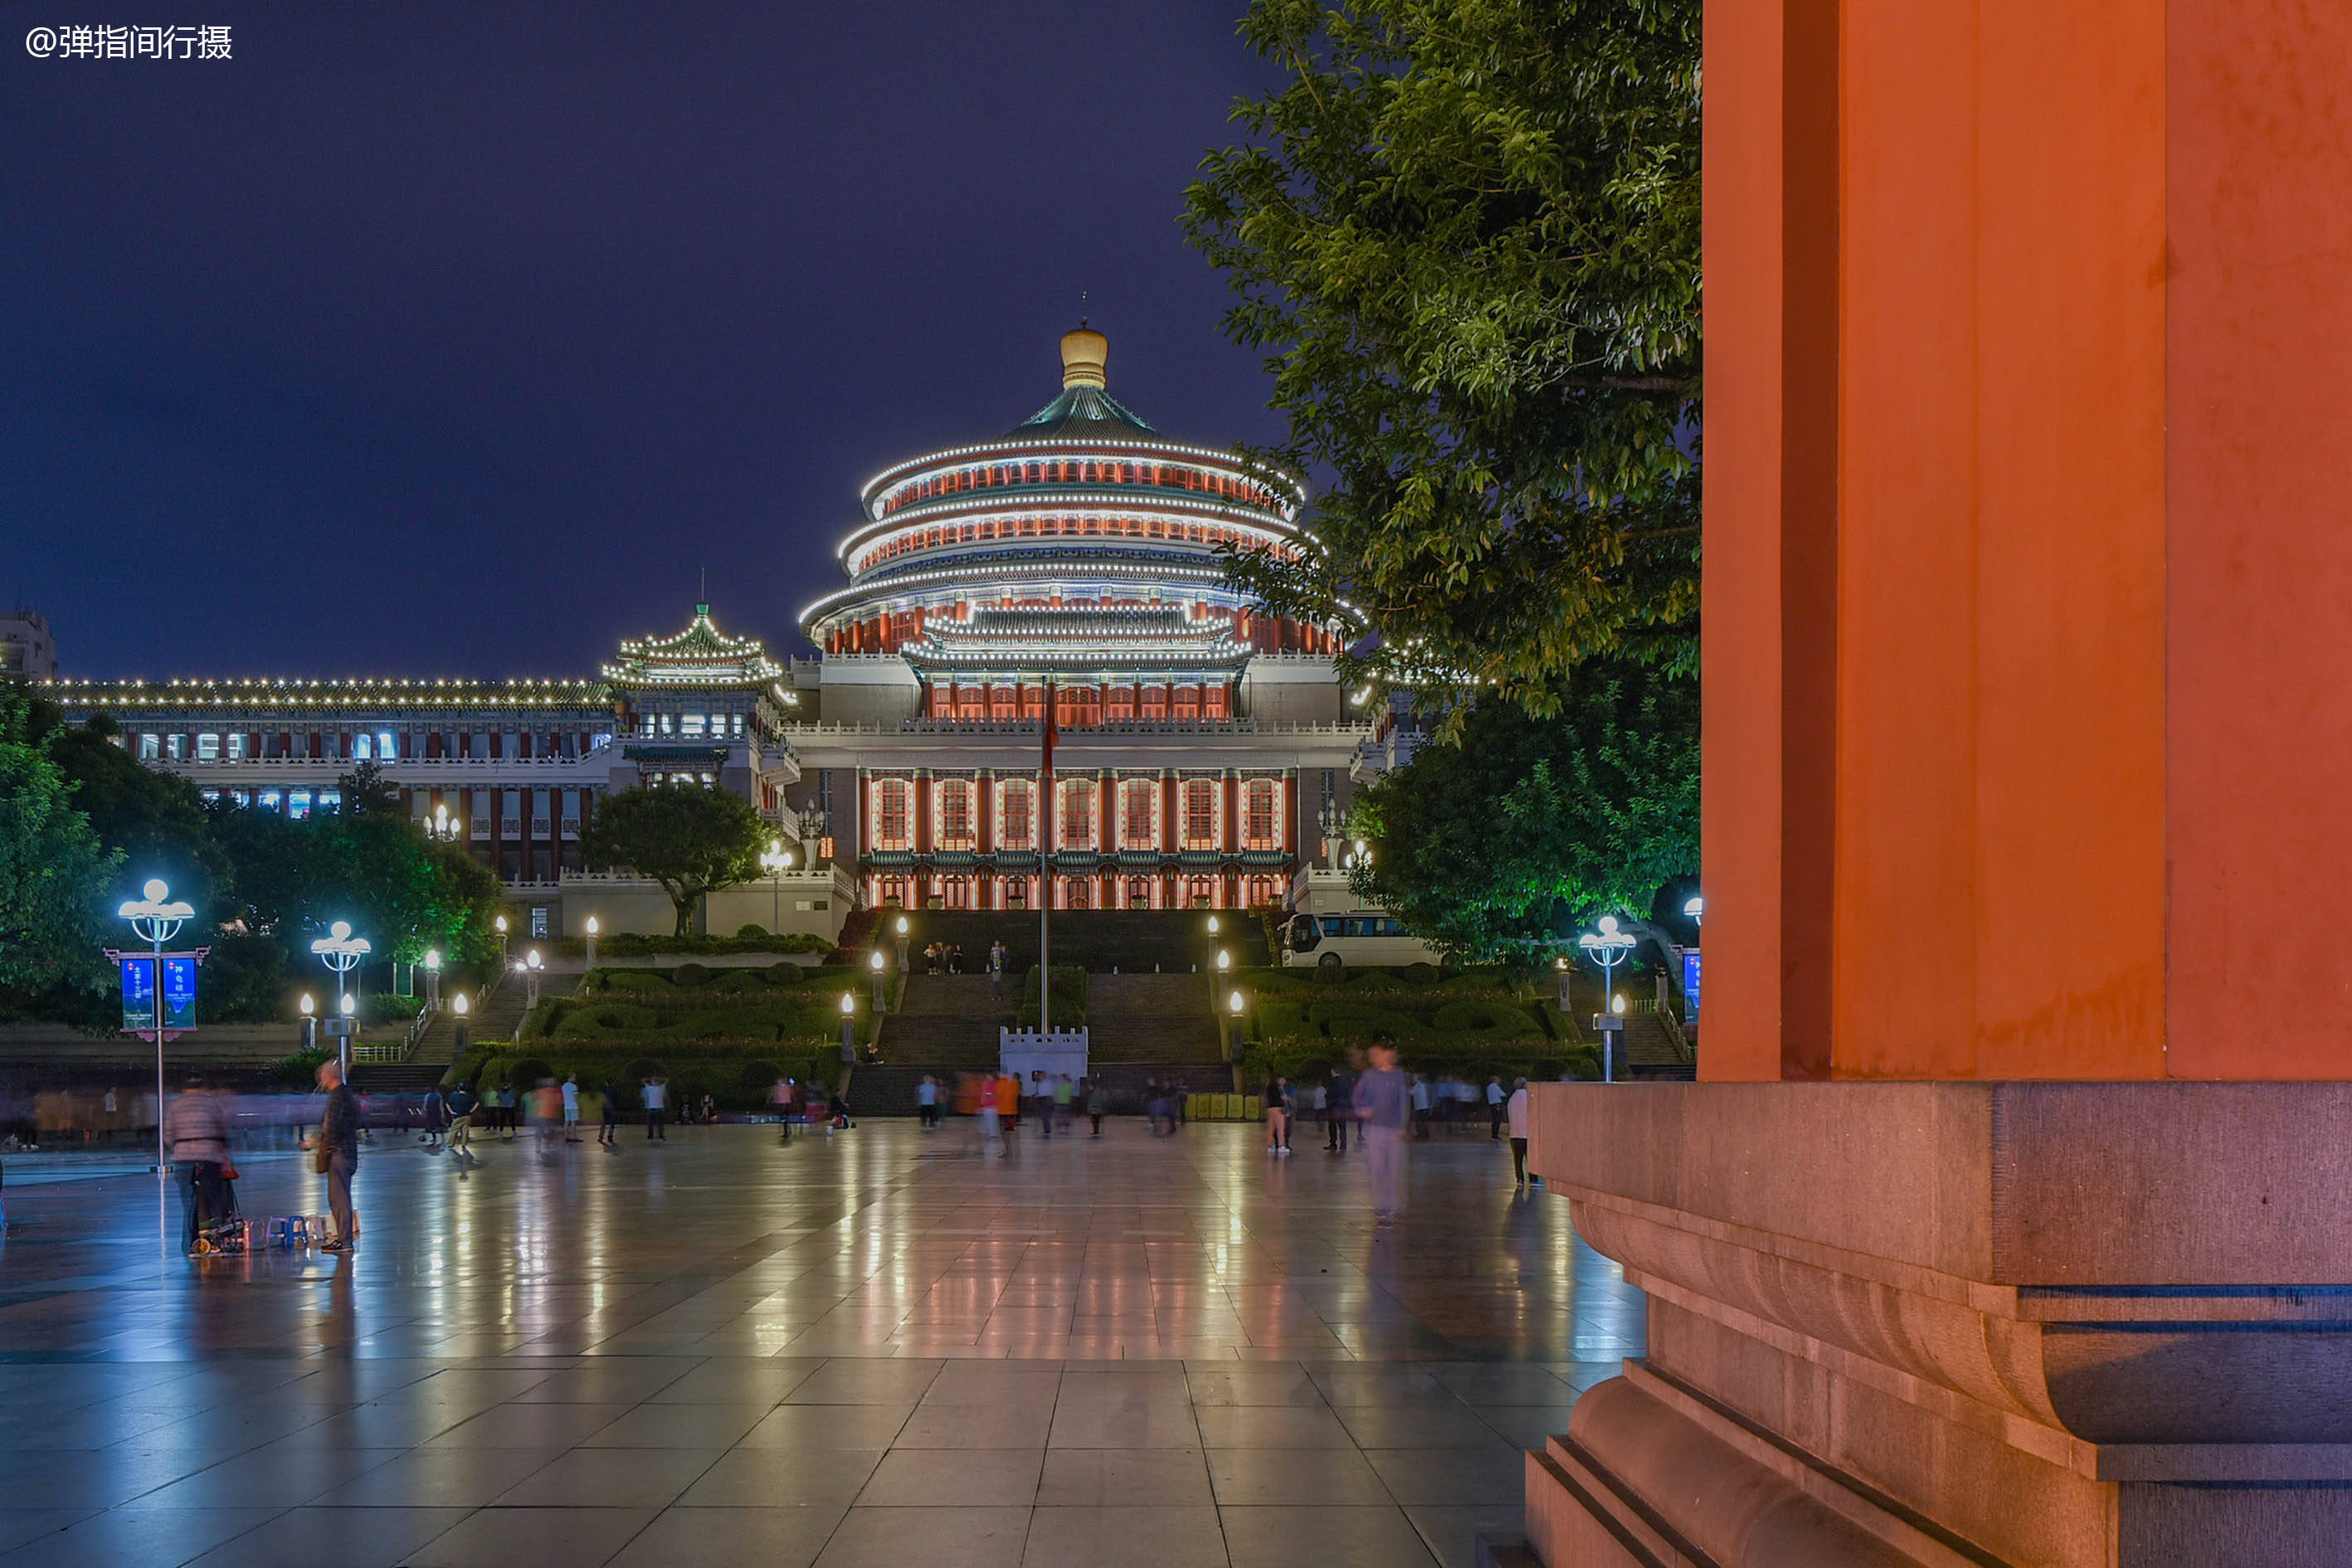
top-left (1523, 1083), bottom-right (2352, 1567)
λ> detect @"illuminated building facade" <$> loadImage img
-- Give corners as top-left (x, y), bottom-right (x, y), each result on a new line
top-left (41, 329), bottom-right (1377, 932)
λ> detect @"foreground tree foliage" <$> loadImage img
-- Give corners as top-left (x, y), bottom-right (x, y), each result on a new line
top-left (578, 784), bottom-right (767, 937)
top-left (0, 694), bottom-right (505, 1028)
top-left (1349, 665), bottom-right (1696, 968)
top-left (1185, 0), bottom-right (1701, 716)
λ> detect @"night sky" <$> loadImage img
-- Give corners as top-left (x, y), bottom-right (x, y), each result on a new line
top-left (2, 3), bottom-right (1289, 679)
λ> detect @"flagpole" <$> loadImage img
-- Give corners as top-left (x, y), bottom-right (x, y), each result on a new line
top-left (1039, 683), bottom-right (1054, 1035)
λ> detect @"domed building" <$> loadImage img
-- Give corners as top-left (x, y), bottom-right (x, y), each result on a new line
top-left (44, 328), bottom-right (1381, 935)
top-left (781, 327), bottom-right (1373, 914)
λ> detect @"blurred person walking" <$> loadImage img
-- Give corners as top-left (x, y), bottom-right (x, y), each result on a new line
top-left (163, 1076), bottom-right (231, 1254)
top-left (1507, 1077), bottom-right (1532, 1187)
top-left (1356, 1044), bottom-right (1410, 1224)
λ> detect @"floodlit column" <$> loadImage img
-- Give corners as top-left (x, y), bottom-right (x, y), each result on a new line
top-left (1523, 1), bottom-right (2352, 1564)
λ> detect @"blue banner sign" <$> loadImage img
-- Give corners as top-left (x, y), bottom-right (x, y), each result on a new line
top-left (120, 957), bottom-right (155, 1033)
top-left (119, 955), bottom-right (199, 1033)
top-left (161, 956), bottom-right (197, 1029)
top-left (1682, 948), bottom-right (1701, 1022)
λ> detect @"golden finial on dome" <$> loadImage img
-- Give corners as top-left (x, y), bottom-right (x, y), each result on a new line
top-left (1060, 324), bottom-right (1108, 390)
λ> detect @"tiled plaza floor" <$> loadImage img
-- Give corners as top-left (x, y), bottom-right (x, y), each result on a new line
top-left (0, 1118), bottom-right (1641, 1568)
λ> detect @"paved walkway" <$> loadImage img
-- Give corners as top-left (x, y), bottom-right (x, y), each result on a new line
top-left (0, 1119), bottom-right (1642, 1568)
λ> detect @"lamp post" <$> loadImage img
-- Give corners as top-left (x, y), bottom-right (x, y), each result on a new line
top-left (894, 913), bottom-right (910, 972)
top-left (119, 878), bottom-right (194, 1176)
top-left (299, 992), bottom-right (316, 1064)
top-left (869, 947), bottom-right (888, 1013)
top-left (451, 990), bottom-right (470, 1057)
top-left (523, 948), bottom-right (543, 1012)
top-left (1579, 915), bottom-right (1637, 1083)
top-left (1228, 986), bottom-right (1247, 1056)
top-left (1683, 894), bottom-right (1704, 928)
top-left (583, 915), bottom-right (599, 971)
top-left (494, 913), bottom-right (509, 969)
top-left (840, 990), bottom-right (857, 1065)
top-left (310, 919), bottom-right (371, 1080)
top-left (1213, 946), bottom-right (1230, 1010)
top-left (427, 802), bottom-right (461, 843)
top-left (760, 839), bottom-right (791, 933)
top-left (423, 948), bottom-right (441, 1014)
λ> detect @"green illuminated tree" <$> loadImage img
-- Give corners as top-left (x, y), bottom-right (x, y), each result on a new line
top-left (579, 784), bottom-right (767, 937)
top-left (1349, 665), bottom-right (1696, 968)
top-left (1185, 0), bottom-right (1701, 720)
top-left (0, 733), bottom-right (120, 1002)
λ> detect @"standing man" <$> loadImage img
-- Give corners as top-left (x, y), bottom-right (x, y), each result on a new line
top-left (1487, 1075), bottom-right (1507, 1140)
top-left (421, 1083), bottom-right (448, 1151)
top-left (772, 1076), bottom-right (796, 1142)
top-left (446, 1080), bottom-right (476, 1154)
top-left (1326, 1060), bottom-right (1353, 1152)
top-left (302, 1061), bottom-right (360, 1252)
top-left (915, 1074), bottom-right (937, 1132)
top-left (1356, 1042), bottom-right (1410, 1225)
top-left (561, 1074), bottom-right (582, 1143)
top-left (599, 1078), bottom-right (621, 1147)
top-left (987, 940), bottom-right (1006, 1001)
top-left (1506, 1077), bottom-right (1532, 1187)
top-left (163, 1076), bottom-right (231, 1254)
top-left (1409, 1073), bottom-right (1433, 1140)
top-left (642, 1075), bottom-right (668, 1141)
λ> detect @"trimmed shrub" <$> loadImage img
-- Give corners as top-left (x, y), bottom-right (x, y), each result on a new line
top-left (1398, 962), bottom-right (1445, 986)
top-left (506, 1057), bottom-right (553, 1092)
top-left (672, 962), bottom-right (713, 987)
top-left (736, 923), bottom-right (770, 939)
top-left (595, 969), bottom-right (673, 993)
top-left (1431, 999), bottom-right (1513, 1035)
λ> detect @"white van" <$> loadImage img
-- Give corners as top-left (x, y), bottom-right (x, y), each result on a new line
top-left (1280, 909), bottom-right (1442, 969)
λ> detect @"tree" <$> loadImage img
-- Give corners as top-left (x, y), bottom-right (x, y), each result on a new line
top-left (578, 785), bottom-right (767, 937)
top-left (1184, 0), bottom-right (1701, 723)
top-left (0, 737), bottom-right (121, 1002)
top-left (1350, 664), bottom-right (1697, 969)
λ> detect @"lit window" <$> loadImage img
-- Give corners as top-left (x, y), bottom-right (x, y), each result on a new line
top-left (288, 790), bottom-right (313, 821)
top-left (1122, 780), bottom-right (1156, 847)
top-left (139, 733), bottom-right (159, 760)
top-left (877, 779), bottom-right (911, 850)
top-left (259, 790), bottom-right (283, 812)
top-left (200, 788), bottom-right (220, 804)
top-left (194, 733), bottom-right (220, 761)
top-left (166, 733), bottom-right (187, 761)
top-left (379, 730), bottom-right (397, 758)
top-left (682, 714), bottom-right (707, 737)
top-left (1244, 780), bottom-right (1278, 850)
top-left (999, 781), bottom-right (1034, 850)
top-left (226, 733), bottom-right (247, 761)
top-left (1184, 780), bottom-right (1215, 847)
top-left (1060, 780), bottom-right (1095, 848)
top-left (353, 733), bottom-right (373, 760)
top-left (937, 780), bottom-right (974, 849)
top-left (318, 790), bottom-right (342, 813)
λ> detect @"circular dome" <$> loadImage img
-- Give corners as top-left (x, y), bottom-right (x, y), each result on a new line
top-left (799, 329), bottom-right (1337, 670)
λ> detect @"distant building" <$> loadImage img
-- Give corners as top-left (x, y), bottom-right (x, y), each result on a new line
top-left (45, 329), bottom-right (1397, 937)
top-left (0, 607), bottom-right (56, 679)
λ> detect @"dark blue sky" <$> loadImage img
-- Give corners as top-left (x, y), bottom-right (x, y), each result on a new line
top-left (2, 3), bottom-right (1289, 679)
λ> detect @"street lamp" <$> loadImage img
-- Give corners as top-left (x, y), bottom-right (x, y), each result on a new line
top-left (840, 989), bottom-right (857, 1064)
top-left (523, 947), bottom-right (544, 1012)
top-left (494, 913), bottom-right (509, 968)
top-left (583, 914), bottom-right (599, 971)
top-left (451, 989), bottom-right (470, 1056)
top-left (760, 838), bottom-right (792, 933)
top-left (423, 948), bottom-right (441, 1013)
top-left (119, 878), bottom-right (194, 1175)
top-left (894, 913), bottom-right (910, 972)
top-left (310, 919), bottom-right (371, 1079)
top-left (1683, 894), bottom-right (1703, 927)
top-left (869, 947), bottom-right (888, 1012)
top-left (427, 802), bottom-right (461, 842)
top-left (299, 992), bottom-right (316, 1064)
top-left (1206, 913), bottom-right (1220, 936)
top-left (1580, 915), bottom-right (1637, 1083)
top-left (1341, 839), bottom-right (1372, 873)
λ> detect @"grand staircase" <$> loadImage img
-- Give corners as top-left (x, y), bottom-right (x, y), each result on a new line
top-left (874, 975), bottom-right (1007, 1069)
top-left (1084, 973), bottom-right (1223, 1064)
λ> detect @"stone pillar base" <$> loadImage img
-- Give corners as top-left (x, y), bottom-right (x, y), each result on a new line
top-left (1523, 1083), bottom-right (2352, 1567)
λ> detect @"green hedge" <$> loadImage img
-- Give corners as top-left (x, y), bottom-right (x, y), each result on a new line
top-left (548, 931), bottom-right (834, 959)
